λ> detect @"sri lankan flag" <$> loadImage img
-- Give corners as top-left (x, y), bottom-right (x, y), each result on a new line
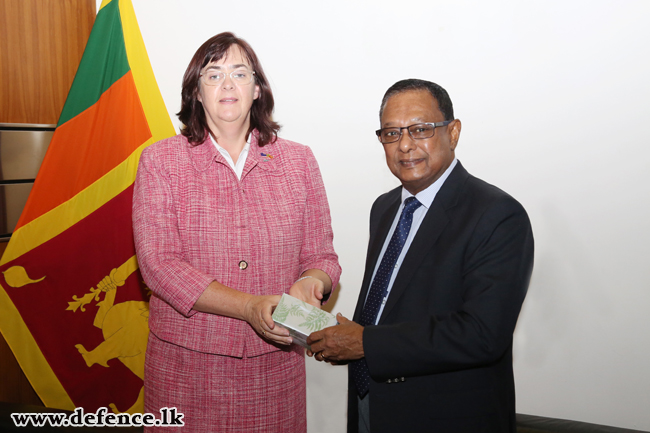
top-left (0, 0), bottom-right (174, 414)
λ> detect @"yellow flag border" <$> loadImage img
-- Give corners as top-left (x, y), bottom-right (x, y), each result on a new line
top-left (0, 288), bottom-right (76, 409)
top-left (0, 0), bottom-right (173, 409)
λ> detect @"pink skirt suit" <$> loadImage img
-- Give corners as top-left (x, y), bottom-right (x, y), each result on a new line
top-left (133, 130), bottom-right (341, 432)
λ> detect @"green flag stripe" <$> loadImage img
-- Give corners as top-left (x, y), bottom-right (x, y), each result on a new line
top-left (57, 0), bottom-right (131, 126)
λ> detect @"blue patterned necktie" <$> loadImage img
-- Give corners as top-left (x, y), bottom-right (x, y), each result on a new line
top-left (351, 196), bottom-right (422, 397)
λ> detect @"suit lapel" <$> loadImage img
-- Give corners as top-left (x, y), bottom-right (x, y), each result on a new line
top-left (377, 202), bottom-right (449, 323)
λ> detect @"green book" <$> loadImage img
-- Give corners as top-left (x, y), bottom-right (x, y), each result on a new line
top-left (272, 293), bottom-right (338, 349)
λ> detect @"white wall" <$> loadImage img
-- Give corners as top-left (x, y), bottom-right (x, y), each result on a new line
top-left (109, 0), bottom-right (650, 430)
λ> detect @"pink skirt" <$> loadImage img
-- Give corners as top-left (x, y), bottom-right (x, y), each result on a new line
top-left (144, 333), bottom-right (306, 432)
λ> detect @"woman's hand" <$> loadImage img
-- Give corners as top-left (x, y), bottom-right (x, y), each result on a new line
top-left (289, 270), bottom-right (333, 308)
top-left (243, 294), bottom-right (292, 345)
top-left (289, 277), bottom-right (325, 308)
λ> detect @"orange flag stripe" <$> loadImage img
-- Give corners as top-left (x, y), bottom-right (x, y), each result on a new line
top-left (16, 71), bottom-right (150, 230)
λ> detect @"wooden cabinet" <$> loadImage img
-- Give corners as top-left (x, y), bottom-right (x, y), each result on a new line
top-left (0, 0), bottom-right (95, 124)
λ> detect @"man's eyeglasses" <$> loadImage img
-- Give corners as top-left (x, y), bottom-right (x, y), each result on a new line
top-left (200, 68), bottom-right (256, 86)
top-left (376, 121), bottom-right (453, 144)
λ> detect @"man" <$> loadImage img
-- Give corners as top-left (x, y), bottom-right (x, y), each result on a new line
top-left (307, 79), bottom-right (534, 433)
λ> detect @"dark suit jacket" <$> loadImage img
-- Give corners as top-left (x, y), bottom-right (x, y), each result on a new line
top-left (348, 161), bottom-right (534, 433)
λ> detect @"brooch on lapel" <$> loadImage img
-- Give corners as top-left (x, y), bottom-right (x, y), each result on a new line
top-left (260, 152), bottom-right (275, 162)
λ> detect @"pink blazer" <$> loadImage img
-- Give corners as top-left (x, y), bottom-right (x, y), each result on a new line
top-left (133, 131), bottom-right (341, 357)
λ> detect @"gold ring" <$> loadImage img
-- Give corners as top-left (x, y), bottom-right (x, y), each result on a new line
top-left (263, 330), bottom-right (266, 336)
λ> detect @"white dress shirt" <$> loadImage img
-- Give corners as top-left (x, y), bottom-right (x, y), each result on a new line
top-left (209, 135), bottom-right (250, 180)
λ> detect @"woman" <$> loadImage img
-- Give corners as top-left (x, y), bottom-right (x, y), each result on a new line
top-left (132, 32), bottom-right (341, 432)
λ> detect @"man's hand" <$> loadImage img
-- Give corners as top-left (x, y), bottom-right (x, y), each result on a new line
top-left (307, 313), bottom-right (364, 363)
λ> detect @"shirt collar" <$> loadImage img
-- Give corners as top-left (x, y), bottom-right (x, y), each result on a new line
top-left (209, 134), bottom-right (251, 164)
top-left (401, 157), bottom-right (458, 208)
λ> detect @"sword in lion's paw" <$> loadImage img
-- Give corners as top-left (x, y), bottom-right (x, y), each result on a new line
top-left (68, 255), bottom-right (149, 414)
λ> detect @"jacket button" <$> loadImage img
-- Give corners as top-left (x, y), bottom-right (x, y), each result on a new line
top-left (239, 260), bottom-right (248, 270)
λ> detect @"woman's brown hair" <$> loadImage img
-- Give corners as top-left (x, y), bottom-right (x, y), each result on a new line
top-left (177, 32), bottom-right (280, 146)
